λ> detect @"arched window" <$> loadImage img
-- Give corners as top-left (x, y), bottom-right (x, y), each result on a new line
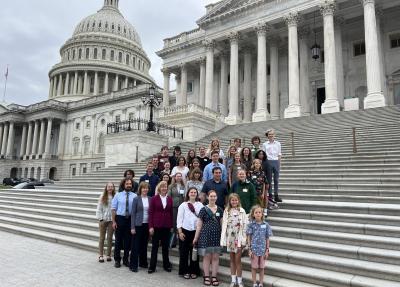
top-left (118, 52), bottom-right (123, 63)
top-left (93, 48), bottom-right (98, 59)
top-left (73, 49), bottom-right (76, 60)
top-left (73, 138), bottom-right (80, 155)
top-left (133, 57), bottom-right (136, 68)
top-left (99, 21), bottom-right (102, 28)
top-left (86, 48), bottom-right (90, 59)
top-left (83, 136), bottom-right (91, 155)
top-left (105, 22), bottom-right (108, 29)
top-left (98, 133), bottom-right (105, 153)
top-left (110, 50), bottom-right (114, 61)
top-left (78, 49), bottom-right (82, 59)
top-left (112, 23), bottom-right (115, 30)
top-left (102, 49), bottom-right (106, 60)
top-left (126, 54), bottom-right (130, 65)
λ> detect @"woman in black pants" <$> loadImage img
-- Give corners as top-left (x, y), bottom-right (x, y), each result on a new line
top-left (176, 187), bottom-right (204, 279)
top-left (130, 182), bottom-right (151, 272)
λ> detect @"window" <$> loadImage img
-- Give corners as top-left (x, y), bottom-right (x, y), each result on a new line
top-left (119, 52), bottom-right (123, 63)
top-left (73, 50), bottom-right (76, 60)
top-left (115, 115), bottom-right (121, 122)
top-left (86, 121), bottom-right (91, 128)
top-left (112, 24), bottom-right (115, 30)
top-left (99, 22), bottom-right (102, 28)
top-left (75, 122), bottom-right (80, 130)
top-left (126, 54), bottom-right (130, 65)
top-left (101, 119), bottom-right (106, 126)
top-left (133, 57), bottom-right (136, 68)
top-left (390, 34), bottom-right (400, 49)
top-left (105, 22), bottom-right (108, 29)
top-left (93, 48), bottom-right (98, 59)
top-left (82, 167), bottom-right (87, 174)
top-left (102, 49), bottom-right (106, 60)
top-left (98, 133), bottom-right (105, 153)
top-left (128, 113), bottom-right (134, 120)
top-left (354, 42), bottom-right (366, 56)
top-left (187, 82), bottom-right (193, 93)
top-left (83, 137), bottom-right (90, 155)
top-left (110, 50), bottom-right (114, 61)
top-left (267, 65), bottom-right (271, 76)
top-left (86, 48), bottom-right (90, 59)
top-left (79, 49), bottom-right (82, 59)
top-left (73, 138), bottom-right (80, 155)
top-left (72, 167), bottom-right (76, 176)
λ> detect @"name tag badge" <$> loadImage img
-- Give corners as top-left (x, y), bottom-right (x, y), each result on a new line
top-left (252, 176), bottom-right (257, 179)
top-left (238, 167), bottom-right (241, 170)
top-left (204, 159), bottom-right (208, 162)
top-left (145, 180), bottom-right (149, 183)
top-left (179, 189), bottom-right (185, 195)
top-left (160, 159), bottom-right (164, 163)
top-left (261, 225), bottom-right (266, 229)
top-left (216, 212), bottom-right (220, 217)
top-left (243, 189), bottom-right (248, 193)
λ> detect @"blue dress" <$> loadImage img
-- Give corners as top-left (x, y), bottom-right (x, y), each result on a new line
top-left (197, 206), bottom-right (223, 256)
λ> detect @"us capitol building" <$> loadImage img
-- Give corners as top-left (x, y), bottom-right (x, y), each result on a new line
top-left (1, 0), bottom-right (400, 180)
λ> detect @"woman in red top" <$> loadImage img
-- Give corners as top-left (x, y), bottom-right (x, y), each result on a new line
top-left (148, 181), bottom-right (173, 273)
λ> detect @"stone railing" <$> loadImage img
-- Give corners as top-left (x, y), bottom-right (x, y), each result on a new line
top-left (163, 28), bottom-right (205, 49)
top-left (160, 103), bottom-right (223, 120)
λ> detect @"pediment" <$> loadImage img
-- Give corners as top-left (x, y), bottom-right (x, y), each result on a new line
top-left (197, 0), bottom-right (263, 26)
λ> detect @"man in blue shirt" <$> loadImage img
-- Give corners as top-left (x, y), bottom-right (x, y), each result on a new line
top-left (139, 162), bottom-right (159, 197)
top-left (203, 150), bottom-right (227, 182)
top-left (112, 178), bottom-right (137, 268)
top-left (201, 167), bottom-right (228, 209)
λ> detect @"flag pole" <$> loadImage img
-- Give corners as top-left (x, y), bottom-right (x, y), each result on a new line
top-left (3, 65), bottom-right (8, 102)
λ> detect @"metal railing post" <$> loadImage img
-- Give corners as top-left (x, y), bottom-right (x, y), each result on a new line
top-left (352, 127), bottom-right (357, 153)
top-left (135, 145), bottom-right (139, 163)
top-left (291, 132), bottom-right (295, 157)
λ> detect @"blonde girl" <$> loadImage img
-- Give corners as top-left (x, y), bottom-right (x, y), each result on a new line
top-left (221, 193), bottom-right (248, 287)
top-left (246, 205), bottom-right (273, 287)
top-left (207, 138), bottom-right (225, 161)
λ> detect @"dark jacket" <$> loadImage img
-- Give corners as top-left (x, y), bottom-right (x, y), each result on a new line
top-left (130, 196), bottom-right (151, 229)
top-left (148, 194), bottom-right (173, 229)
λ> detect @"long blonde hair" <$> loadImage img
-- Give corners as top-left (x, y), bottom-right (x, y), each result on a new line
top-left (100, 182), bottom-right (115, 205)
top-left (225, 193), bottom-right (242, 212)
top-left (249, 205), bottom-right (265, 222)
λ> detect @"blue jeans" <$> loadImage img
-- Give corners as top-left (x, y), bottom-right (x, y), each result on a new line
top-left (267, 160), bottom-right (280, 198)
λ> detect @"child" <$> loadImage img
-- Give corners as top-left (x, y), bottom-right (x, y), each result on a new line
top-left (247, 205), bottom-right (273, 287)
top-left (221, 194), bottom-right (248, 287)
top-left (229, 152), bottom-right (246, 187)
top-left (247, 159), bottom-right (269, 216)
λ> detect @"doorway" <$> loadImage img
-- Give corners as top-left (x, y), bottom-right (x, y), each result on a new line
top-left (317, 88), bottom-right (326, 114)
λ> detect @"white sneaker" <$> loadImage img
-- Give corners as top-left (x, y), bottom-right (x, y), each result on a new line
top-left (238, 283), bottom-right (244, 287)
top-left (230, 283), bottom-right (236, 287)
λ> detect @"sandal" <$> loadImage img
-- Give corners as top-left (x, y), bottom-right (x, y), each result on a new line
top-left (106, 256), bottom-right (112, 262)
top-left (211, 277), bottom-right (219, 286)
top-left (203, 276), bottom-right (211, 286)
top-left (184, 274), bottom-right (191, 279)
top-left (98, 256), bottom-right (104, 263)
top-left (190, 274), bottom-right (198, 279)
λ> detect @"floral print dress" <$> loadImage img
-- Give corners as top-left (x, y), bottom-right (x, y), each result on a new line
top-left (226, 209), bottom-right (242, 253)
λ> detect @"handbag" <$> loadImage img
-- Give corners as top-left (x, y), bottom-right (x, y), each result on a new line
top-left (169, 232), bottom-right (178, 249)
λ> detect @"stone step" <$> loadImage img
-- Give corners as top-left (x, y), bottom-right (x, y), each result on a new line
top-left (279, 182), bottom-right (399, 191)
top-left (268, 217), bottom-right (400, 238)
top-left (282, 193), bottom-right (400, 204)
top-left (272, 209), bottom-right (400, 227)
top-left (279, 178), bottom-right (400, 184)
top-left (279, 187), bottom-right (400, 197)
top-left (0, 195), bottom-right (98, 208)
top-left (0, 191), bottom-right (99, 202)
top-left (273, 226), bottom-right (400, 251)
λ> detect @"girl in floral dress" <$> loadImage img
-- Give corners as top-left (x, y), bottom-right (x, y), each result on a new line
top-left (221, 193), bottom-right (248, 287)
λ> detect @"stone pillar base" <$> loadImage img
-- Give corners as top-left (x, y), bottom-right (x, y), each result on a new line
top-left (321, 99), bottom-right (340, 114)
top-left (252, 110), bottom-right (271, 122)
top-left (284, 105), bottom-right (302, 118)
top-left (364, 92), bottom-right (386, 109)
top-left (224, 114), bottom-right (242, 125)
top-left (159, 104), bottom-right (226, 142)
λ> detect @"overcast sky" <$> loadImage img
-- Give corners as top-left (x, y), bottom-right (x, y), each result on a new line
top-left (0, 0), bottom-right (219, 106)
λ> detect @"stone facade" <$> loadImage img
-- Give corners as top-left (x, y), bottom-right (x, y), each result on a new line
top-left (157, 0), bottom-right (400, 122)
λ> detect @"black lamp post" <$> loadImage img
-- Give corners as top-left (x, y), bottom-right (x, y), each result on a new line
top-left (142, 85), bottom-right (162, 132)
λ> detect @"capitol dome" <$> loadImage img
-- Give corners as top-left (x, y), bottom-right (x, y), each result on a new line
top-left (48, 0), bottom-right (153, 102)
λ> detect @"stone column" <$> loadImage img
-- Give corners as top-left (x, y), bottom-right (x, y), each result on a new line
top-left (253, 23), bottom-right (270, 122)
top-left (58, 121), bottom-right (66, 157)
top-left (44, 118), bottom-right (53, 157)
top-left (375, 8), bottom-right (387, 103)
top-left (31, 120), bottom-right (39, 157)
top-left (204, 40), bottom-right (215, 110)
top-left (334, 16), bottom-right (345, 108)
top-left (49, 78), bottom-right (54, 98)
top-left (219, 54), bottom-right (229, 116)
top-left (199, 58), bottom-right (206, 107)
top-left (180, 63), bottom-right (188, 105)
top-left (0, 124), bottom-right (3, 154)
top-left (243, 48), bottom-right (252, 123)
top-left (114, 74), bottom-right (119, 92)
top-left (83, 71), bottom-right (89, 95)
top-left (320, 0), bottom-right (340, 114)
top-left (362, 0), bottom-right (386, 108)
top-left (124, 77), bottom-right (129, 89)
top-left (52, 77), bottom-right (57, 98)
top-left (299, 27), bottom-right (312, 116)
top-left (94, 72), bottom-right (99, 95)
top-left (73, 72), bottom-right (78, 94)
top-left (89, 115), bottom-right (96, 156)
top-left (226, 32), bottom-right (241, 125)
top-left (57, 74), bottom-right (63, 96)
top-left (162, 68), bottom-right (170, 108)
top-left (104, 72), bottom-right (109, 94)
top-left (80, 117), bottom-right (85, 156)
top-left (77, 75), bottom-right (83, 94)
top-left (5, 122), bottom-right (14, 158)
top-left (20, 124), bottom-right (28, 158)
top-left (25, 122), bottom-right (33, 157)
top-left (1, 123), bottom-right (8, 156)
top-left (175, 73), bottom-right (181, 106)
top-left (38, 119), bottom-right (46, 156)
top-left (64, 72), bottom-right (70, 95)
top-left (284, 12), bottom-right (302, 118)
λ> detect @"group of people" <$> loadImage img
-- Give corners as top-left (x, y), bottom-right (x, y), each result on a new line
top-left (95, 129), bottom-right (282, 287)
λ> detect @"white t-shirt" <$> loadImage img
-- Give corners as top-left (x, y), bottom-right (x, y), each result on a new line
top-left (176, 201), bottom-right (203, 231)
top-left (142, 197), bottom-right (149, 223)
top-left (171, 166), bottom-right (190, 183)
top-left (262, 140), bottom-right (282, 160)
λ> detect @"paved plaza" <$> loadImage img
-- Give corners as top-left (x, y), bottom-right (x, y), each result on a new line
top-left (0, 231), bottom-right (208, 287)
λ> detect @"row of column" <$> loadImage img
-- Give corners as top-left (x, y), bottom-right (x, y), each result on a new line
top-left (162, 0), bottom-right (385, 121)
top-left (0, 122), bottom-right (15, 158)
top-left (49, 71), bottom-right (136, 98)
